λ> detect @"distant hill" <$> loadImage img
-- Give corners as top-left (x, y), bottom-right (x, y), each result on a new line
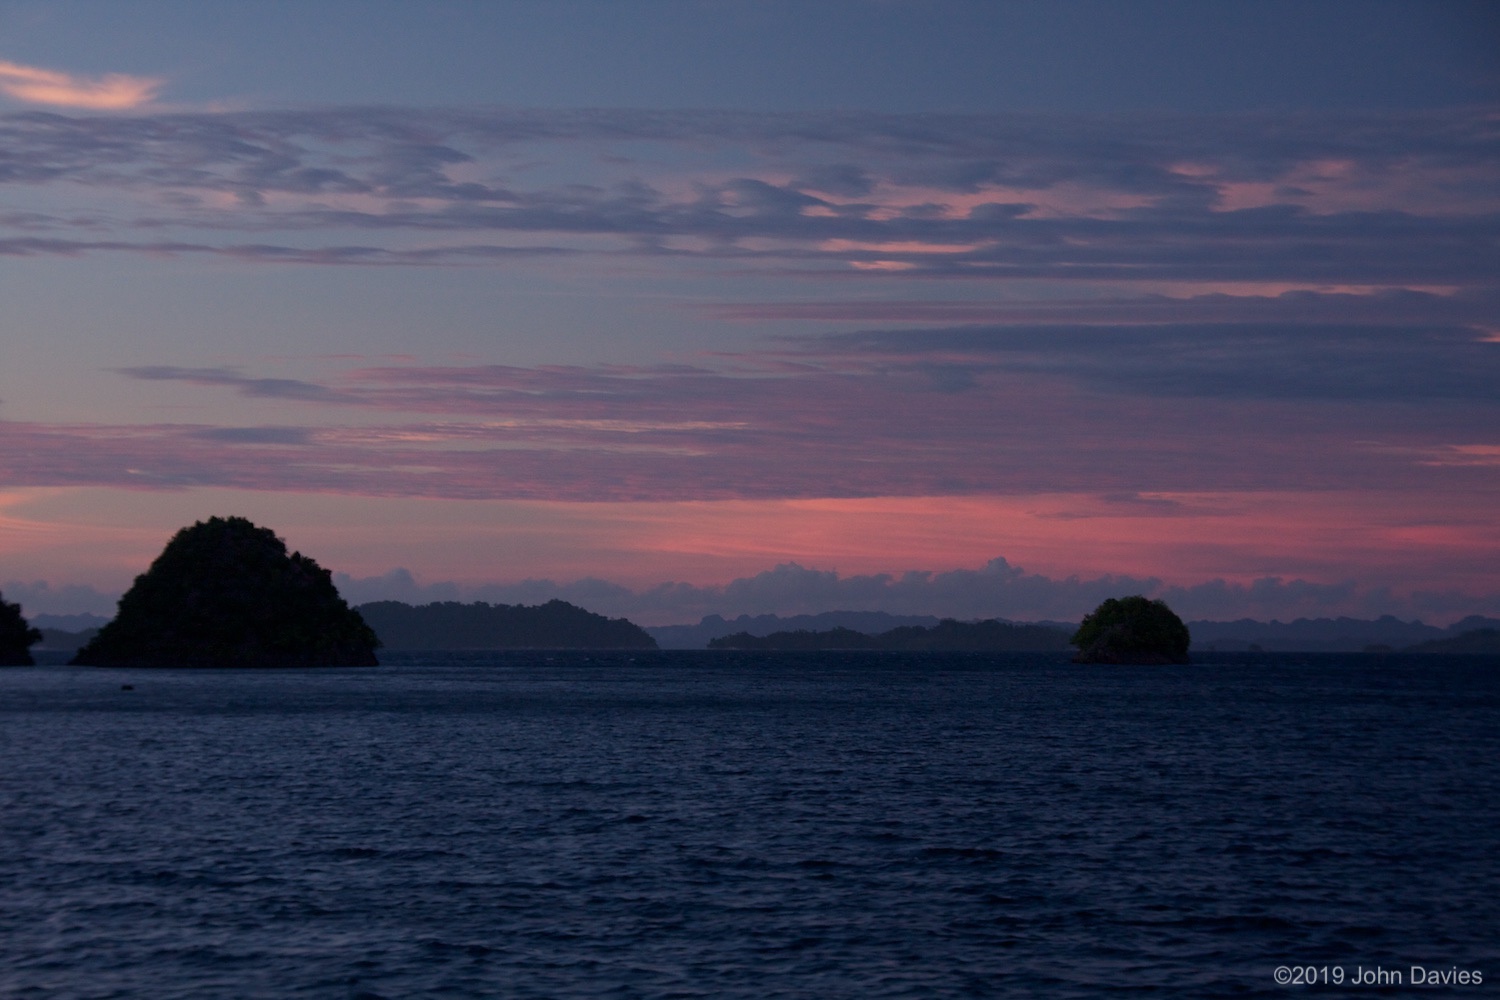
top-left (29, 613), bottom-right (112, 632)
top-left (23, 602), bottom-right (1500, 655)
top-left (1187, 615), bottom-right (1500, 652)
top-left (667, 612), bottom-right (1500, 652)
top-left (653, 611), bottom-right (971, 649)
top-left (709, 619), bottom-right (1072, 652)
top-left (358, 599), bottom-right (656, 650)
top-left (1404, 629), bottom-right (1500, 655)
top-left (36, 628), bottom-right (98, 653)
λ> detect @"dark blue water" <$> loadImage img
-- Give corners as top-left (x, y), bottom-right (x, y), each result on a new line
top-left (1, 652), bottom-right (1495, 998)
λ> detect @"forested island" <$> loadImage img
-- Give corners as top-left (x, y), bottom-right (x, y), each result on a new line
top-left (72, 517), bottom-right (379, 668)
top-left (1071, 596), bottom-right (1191, 664)
top-left (708, 618), bottom-right (1071, 651)
top-left (357, 600), bottom-right (657, 650)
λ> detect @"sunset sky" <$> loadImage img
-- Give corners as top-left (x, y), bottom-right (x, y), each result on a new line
top-left (2, 0), bottom-right (1498, 624)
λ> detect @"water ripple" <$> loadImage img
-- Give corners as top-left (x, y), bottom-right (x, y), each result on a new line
top-left (0, 652), bottom-right (1495, 997)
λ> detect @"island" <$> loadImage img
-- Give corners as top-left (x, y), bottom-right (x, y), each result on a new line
top-left (71, 516), bottom-right (380, 668)
top-left (0, 591), bottom-right (43, 666)
top-left (1071, 596), bottom-right (1191, 664)
top-left (708, 618), bottom-right (1072, 651)
top-left (1404, 628), bottom-right (1500, 655)
top-left (356, 599), bottom-right (657, 649)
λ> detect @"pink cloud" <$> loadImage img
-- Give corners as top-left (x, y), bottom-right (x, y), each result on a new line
top-left (7, 348), bottom-right (1495, 506)
top-left (0, 59), bottom-right (163, 110)
top-left (704, 288), bottom-right (1488, 327)
top-left (3, 488), bottom-right (1495, 624)
top-left (3, 316), bottom-right (1490, 608)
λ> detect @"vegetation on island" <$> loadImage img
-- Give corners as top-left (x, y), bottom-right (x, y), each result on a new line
top-left (72, 516), bottom-right (379, 668)
top-left (357, 599), bottom-right (658, 649)
top-left (708, 618), bottom-right (1072, 651)
top-left (1072, 596), bottom-right (1191, 664)
top-left (0, 591), bottom-right (43, 666)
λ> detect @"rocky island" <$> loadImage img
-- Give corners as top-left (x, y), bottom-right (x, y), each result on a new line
top-left (1072, 596), bottom-right (1191, 664)
top-left (71, 516), bottom-right (379, 668)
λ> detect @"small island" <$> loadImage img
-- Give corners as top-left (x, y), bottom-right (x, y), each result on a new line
top-left (1072, 596), bottom-right (1191, 664)
top-left (708, 618), bottom-right (1072, 651)
top-left (72, 516), bottom-right (380, 668)
top-left (0, 591), bottom-right (43, 666)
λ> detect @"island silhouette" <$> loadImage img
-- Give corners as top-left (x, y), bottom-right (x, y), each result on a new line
top-left (1071, 596), bottom-right (1191, 664)
top-left (71, 516), bottom-right (379, 668)
top-left (16, 518), bottom-right (1496, 663)
top-left (0, 590), bottom-right (43, 666)
top-left (708, 618), bottom-right (1071, 651)
top-left (357, 600), bottom-right (657, 650)
top-left (1403, 628), bottom-right (1500, 655)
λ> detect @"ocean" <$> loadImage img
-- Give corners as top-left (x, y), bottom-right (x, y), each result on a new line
top-left (1, 652), bottom-right (1495, 998)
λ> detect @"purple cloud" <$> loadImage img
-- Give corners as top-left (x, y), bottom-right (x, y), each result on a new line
top-left (118, 367), bottom-right (350, 402)
top-left (4, 321), bottom-right (1493, 503)
top-left (0, 106), bottom-right (1493, 283)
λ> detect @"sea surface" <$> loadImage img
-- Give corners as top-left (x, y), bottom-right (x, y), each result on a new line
top-left (1, 652), bottom-right (1496, 998)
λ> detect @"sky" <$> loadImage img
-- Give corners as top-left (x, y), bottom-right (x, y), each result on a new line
top-left (1, 0), bottom-right (1498, 625)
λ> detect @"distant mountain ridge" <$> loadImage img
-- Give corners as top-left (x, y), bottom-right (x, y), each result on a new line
top-left (35, 628), bottom-right (98, 652)
top-left (651, 611), bottom-right (1079, 649)
top-left (1187, 615), bottom-right (1500, 652)
top-left (649, 611), bottom-right (1500, 651)
top-left (27, 606), bottom-right (1500, 654)
top-left (1401, 629), bottom-right (1500, 655)
top-left (709, 619), bottom-right (1072, 652)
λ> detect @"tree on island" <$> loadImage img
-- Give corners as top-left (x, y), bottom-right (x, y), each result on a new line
top-left (72, 516), bottom-right (379, 668)
top-left (0, 591), bottom-right (43, 666)
top-left (1072, 596), bottom-right (1191, 664)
